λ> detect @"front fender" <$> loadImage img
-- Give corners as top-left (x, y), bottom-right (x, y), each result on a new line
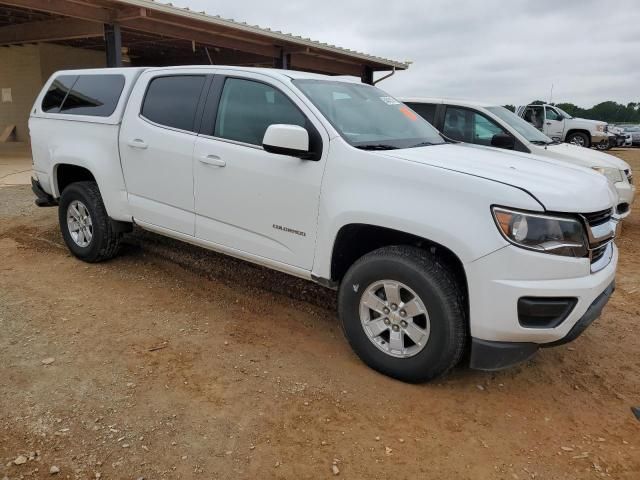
top-left (312, 141), bottom-right (543, 280)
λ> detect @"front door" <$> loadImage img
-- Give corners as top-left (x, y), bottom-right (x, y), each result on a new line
top-left (119, 71), bottom-right (209, 235)
top-left (193, 74), bottom-right (328, 270)
top-left (544, 106), bottom-right (565, 141)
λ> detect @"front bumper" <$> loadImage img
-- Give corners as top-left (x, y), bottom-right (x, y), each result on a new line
top-left (465, 242), bottom-right (617, 369)
top-left (470, 281), bottom-right (615, 370)
top-left (591, 132), bottom-right (608, 144)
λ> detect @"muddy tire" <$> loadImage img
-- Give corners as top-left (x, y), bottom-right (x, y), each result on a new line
top-left (338, 245), bottom-right (467, 383)
top-left (58, 181), bottom-right (121, 262)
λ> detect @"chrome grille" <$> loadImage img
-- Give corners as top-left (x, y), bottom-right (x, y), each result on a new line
top-left (582, 208), bottom-right (613, 227)
top-left (591, 243), bottom-right (608, 263)
top-left (580, 208), bottom-right (615, 272)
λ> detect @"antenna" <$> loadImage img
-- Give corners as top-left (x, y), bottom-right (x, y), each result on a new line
top-left (549, 83), bottom-right (554, 104)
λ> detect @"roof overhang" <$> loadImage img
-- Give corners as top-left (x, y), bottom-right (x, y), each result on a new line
top-left (0, 0), bottom-right (410, 77)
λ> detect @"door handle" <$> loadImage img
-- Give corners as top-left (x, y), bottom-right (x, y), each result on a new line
top-left (546, 122), bottom-right (552, 125)
top-left (199, 155), bottom-right (226, 167)
top-left (127, 138), bottom-right (148, 149)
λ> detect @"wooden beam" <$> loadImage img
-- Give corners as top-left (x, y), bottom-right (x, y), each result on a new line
top-left (0, 17), bottom-right (103, 45)
top-left (115, 5), bottom-right (146, 22)
top-left (120, 18), bottom-right (279, 58)
top-left (289, 53), bottom-right (362, 76)
top-left (0, 0), bottom-right (112, 22)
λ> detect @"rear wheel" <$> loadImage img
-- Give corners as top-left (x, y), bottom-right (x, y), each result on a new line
top-left (566, 132), bottom-right (590, 148)
top-left (58, 181), bottom-right (121, 262)
top-left (338, 246), bottom-right (467, 383)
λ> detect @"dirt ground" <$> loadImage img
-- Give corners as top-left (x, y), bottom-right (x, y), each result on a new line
top-left (1, 149), bottom-right (639, 480)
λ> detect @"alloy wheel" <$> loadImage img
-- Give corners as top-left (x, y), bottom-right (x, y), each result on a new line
top-left (359, 280), bottom-right (431, 358)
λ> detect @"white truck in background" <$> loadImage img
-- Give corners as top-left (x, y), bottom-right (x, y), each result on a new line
top-left (518, 104), bottom-right (609, 148)
top-left (401, 97), bottom-right (634, 219)
top-left (29, 66), bottom-right (618, 382)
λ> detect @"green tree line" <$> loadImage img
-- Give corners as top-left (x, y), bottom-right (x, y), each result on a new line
top-left (503, 101), bottom-right (640, 124)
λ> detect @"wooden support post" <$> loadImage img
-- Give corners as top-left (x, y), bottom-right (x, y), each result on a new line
top-left (104, 23), bottom-right (122, 68)
top-left (274, 48), bottom-right (290, 69)
top-left (361, 65), bottom-right (374, 85)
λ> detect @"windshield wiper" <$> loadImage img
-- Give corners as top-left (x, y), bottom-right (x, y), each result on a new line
top-left (530, 140), bottom-right (560, 146)
top-left (409, 141), bottom-right (436, 148)
top-left (355, 144), bottom-right (399, 150)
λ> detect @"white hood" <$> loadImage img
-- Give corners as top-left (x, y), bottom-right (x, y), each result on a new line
top-left (380, 143), bottom-right (617, 213)
top-left (572, 117), bottom-right (607, 127)
top-left (544, 142), bottom-right (631, 171)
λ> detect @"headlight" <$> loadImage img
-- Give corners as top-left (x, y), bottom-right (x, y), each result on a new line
top-left (591, 166), bottom-right (624, 183)
top-left (492, 207), bottom-right (588, 257)
top-left (596, 125), bottom-right (605, 132)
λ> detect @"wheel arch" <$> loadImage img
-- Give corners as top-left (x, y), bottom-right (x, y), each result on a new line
top-left (54, 163), bottom-right (97, 197)
top-left (329, 223), bottom-right (468, 313)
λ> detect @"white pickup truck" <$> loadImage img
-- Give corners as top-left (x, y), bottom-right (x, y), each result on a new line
top-left (517, 104), bottom-right (609, 148)
top-left (30, 67), bottom-right (618, 382)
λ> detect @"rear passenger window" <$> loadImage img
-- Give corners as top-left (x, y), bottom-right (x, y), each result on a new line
top-left (41, 75), bottom-right (77, 113)
top-left (406, 103), bottom-right (436, 125)
top-left (214, 78), bottom-right (306, 145)
top-left (141, 76), bottom-right (206, 132)
top-left (60, 75), bottom-right (125, 117)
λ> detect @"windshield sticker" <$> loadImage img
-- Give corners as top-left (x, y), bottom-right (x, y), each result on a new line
top-left (399, 105), bottom-right (418, 121)
top-left (380, 96), bottom-right (400, 105)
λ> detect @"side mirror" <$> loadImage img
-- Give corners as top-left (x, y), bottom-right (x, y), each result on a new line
top-left (491, 133), bottom-right (515, 149)
top-left (263, 124), bottom-right (310, 158)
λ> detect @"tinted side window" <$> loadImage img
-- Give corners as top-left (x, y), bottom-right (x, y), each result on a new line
top-left (443, 107), bottom-right (508, 146)
top-left (545, 107), bottom-right (561, 121)
top-left (42, 75), bottom-right (77, 113)
top-left (141, 76), bottom-right (207, 132)
top-left (443, 107), bottom-right (473, 142)
top-left (214, 78), bottom-right (306, 145)
top-left (406, 103), bottom-right (437, 124)
top-left (59, 74), bottom-right (125, 117)
top-left (472, 112), bottom-right (508, 146)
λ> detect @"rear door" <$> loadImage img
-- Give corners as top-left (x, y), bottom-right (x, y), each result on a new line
top-left (192, 72), bottom-right (328, 270)
top-left (119, 70), bottom-right (210, 235)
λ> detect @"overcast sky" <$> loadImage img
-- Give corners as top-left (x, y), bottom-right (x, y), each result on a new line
top-left (169, 0), bottom-right (639, 107)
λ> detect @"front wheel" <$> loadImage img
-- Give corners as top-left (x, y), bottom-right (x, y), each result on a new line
top-left (338, 246), bottom-right (467, 383)
top-left (566, 132), bottom-right (590, 148)
top-left (58, 181), bottom-right (121, 262)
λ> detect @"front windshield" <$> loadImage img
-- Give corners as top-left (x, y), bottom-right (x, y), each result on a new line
top-left (487, 106), bottom-right (555, 144)
top-left (292, 79), bottom-right (444, 149)
top-left (555, 106), bottom-right (573, 119)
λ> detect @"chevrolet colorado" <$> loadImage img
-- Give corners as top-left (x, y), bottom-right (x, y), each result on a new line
top-left (30, 67), bottom-right (618, 382)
